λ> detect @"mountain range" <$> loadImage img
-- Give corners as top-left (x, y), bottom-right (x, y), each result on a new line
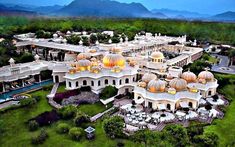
top-left (0, 0), bottom-right (234, 21)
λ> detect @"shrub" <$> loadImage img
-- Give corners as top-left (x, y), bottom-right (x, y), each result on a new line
top-left (80, 86), bottom-right (91, 92)
top-left (103, 116), bottom-right (124, 139)
top-left (69, 127), bottom-right (83, 141)
top-left (31, 129), bottom-right (48, 145)
top-left (30, 110), bottom-right (60, 126)
top-left (54, 89), bottom-right (80, 104)
top-left (194, 132), bottom-right (219, 147)
top-left (74, 112), bottom-right (89, 127)
top-left (56, 123), bottom-right (70, 134)
top-left (28, 120), bottom-right (39, 131)
top-left (99, 86), bottom-right (118, 100)
top-left (58, 105), bottom-right (77, 119)
top-left (20, 97), bottom-right (37, 107)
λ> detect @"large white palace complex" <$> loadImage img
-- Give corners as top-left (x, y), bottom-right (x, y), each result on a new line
top-left (0, 31), bottom-right (217, 112)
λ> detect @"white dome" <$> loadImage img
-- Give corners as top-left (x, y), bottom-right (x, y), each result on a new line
top-left (151, 51), bottom-right (164, 59)
top-left (103, 53), bottom-right (125, 69)
top-left (181, 71), bottom-right (197, 83)
top-left (142, 73), bottom-right (157, 83)
top-left (169, 78), bottom-right (187, 91)
top-left (77, 59), bottom-right (91, 67)
top-left (198, 70), bottom-right (214, 82)
top-left (147, 79), bottom-right (166, 93)
top-left (77, 53), bottom-right (91, 60)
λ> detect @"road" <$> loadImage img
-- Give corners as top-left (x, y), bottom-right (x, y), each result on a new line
top-left (211, 54), bottom-right (235, 75)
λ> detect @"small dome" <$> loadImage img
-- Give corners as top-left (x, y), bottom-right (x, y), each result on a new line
top-left (166, 74), bottom-right (173, 80)
top-left (89, 49), bottom-right (97, 53)
top-left (103, 53), bottom-right (125, 69)
top-left (147, 79), bottom-right (166, 93)
top-left (77, 59), bottom-right (91, 67)
top-left (181, 71), bottom-right (197, 83)
top-left (198, 70), bottom-right (214, 82)
top-left (151, 51), bottom-right (164, 59)
top-left (142, 73), bottom-right (157, 83)
top-left (138, 81), bottom-right (147, 88)
top-left (169, 78), bottom-right (187, 91)
top-left (77, 53), bottom-right (91, 60)
top-left (168, 88), bottom-right (176, 95)
top-left (111, 66), bottom-right (122, 73)
top-left (53, 34), bottom-right (58, 38)
top-left (90, 66), bottom-right (100, 73)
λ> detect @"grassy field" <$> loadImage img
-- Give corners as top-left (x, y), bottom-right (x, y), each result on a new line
top-left (205, 74), bottom-right (235, 146)
top-left (0, 89), bottom-right (138, 147)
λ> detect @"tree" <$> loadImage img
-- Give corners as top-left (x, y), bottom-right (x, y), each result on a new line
top-left (18, 53), bottom-right (34, 63)
top-left (28, 120), bottom-right (39, 131)
top-left (20, 97), bottom-right (37, 107)
top-left (164, 125), bottom-right (190, 146)
top-left (69, 127), bottom-right (83, 141)
top-left (74, 111), bottom-right (89, 126)
top-left (90, 34), bottom-right (98, 44)
top-left (31, 129), bottom-right (48, 145)
top-left (99, 86), bottom-right (118, 100)
top-left (103, 116), bottom-right (124, 138)
top-left (195, 132), bottom-right (219, 147)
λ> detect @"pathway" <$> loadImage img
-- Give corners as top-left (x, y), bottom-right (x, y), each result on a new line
top-left (211, 54), bottom-right (235, 74)
top-left (47, 83), bottom-right (62, 109)
top-left (90, 107), bottom-right (115, 122)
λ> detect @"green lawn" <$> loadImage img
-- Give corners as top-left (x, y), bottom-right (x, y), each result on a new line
top-left (57, 84), bottom-right (67, 93)
top-left (205, 74), bottom-right (235, 146)
top-left (0, 89), bottom-right (137, 147)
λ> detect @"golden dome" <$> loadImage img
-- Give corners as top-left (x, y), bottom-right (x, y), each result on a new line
top-left (181, 71), bottom-right (197, 83)
top-left (147, 79), bottom-right (166, 93)
top-left (103, 53), bottom-right (125, 69)
top-left (198, 70), bottom-right (214, 82)
top-left (142, 73), bottom-right (157, 83)
top-left (77, 53), bottom-right (91, 60)
top-left (169, 78), bottom-right (187, 91)
top-left (77, 59), bottom-right (91, 71)
top-left (137, 81), bottom-right (147, 88)
top-left (151, 51), bottom-right (164, 59)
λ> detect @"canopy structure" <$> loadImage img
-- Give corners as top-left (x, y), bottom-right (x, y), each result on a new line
top-left (180, 102), bottom-right (189, 108)
top-left (84, 126), bottom-right (95, 134)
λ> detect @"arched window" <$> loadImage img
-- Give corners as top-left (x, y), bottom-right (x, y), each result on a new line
top-left (167, 104), bottom-right (171, 110)
top-left (69, 82), bottom-right (72, 87)
top-left (119, 79), bottom-right (122, 85)
top-left (76, 81), bottom-right (79, 87)
top-left (125, 78), bottom-right (129, 84)
top-left (189, 102), bottom-right (193, 108)
top-left (137, 96), bottom-right (141, 99)
top-left (91, 81), bottom-right (94, 86)
top-left (98, 80), bottom-right (101, 86)
top-left (208, 91), bottom-right (212, 96)
top-left (113, 80), bottom-right (116, 85)
top-left (105, 79), bottom-right (108, 85)
top-left (83, 80), bottom-right (87, 86)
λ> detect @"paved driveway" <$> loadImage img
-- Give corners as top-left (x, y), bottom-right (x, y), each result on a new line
top-left (211, 54), bottom-right (235, 74)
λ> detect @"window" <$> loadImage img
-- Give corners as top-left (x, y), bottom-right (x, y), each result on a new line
top-left (167, 104), bottom-right (171, 110)
top-left (189, 102), bottom-right (193, 108)
top-left (113, 80), bottom-right (116, 85)
top-left (119, 79), bottom-right (122, 85)
top-left (208, 91), bottom-right (212, 96)
top-left (98, 80), bottom-right (101, 86)
top-left (133, 77), bottom-right (135, 82)
top-left (83, 80), bottom-right (87, 86)
top-left (69, 82), bottom-right (72, 87)
top-left (105, 79), bottom-right (108, 85)
top-left (91, 81), bottom-right (94, 86)
top-left (76, 81), bottom-right (79, 87)
top-left (125, 78), bottom-right (129, 84)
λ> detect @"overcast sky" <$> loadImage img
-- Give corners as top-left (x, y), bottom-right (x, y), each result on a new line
top-left (1, 0), bottom-right (235, 15)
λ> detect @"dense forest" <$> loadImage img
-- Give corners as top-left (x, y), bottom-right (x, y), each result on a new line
top-left (0, 17), bottom-right (235, 45)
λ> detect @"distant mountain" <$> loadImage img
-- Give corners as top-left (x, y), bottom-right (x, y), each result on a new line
top-left (0, 4), bottom-right (37, 17)
top-left (211, 11), bottom-right (235, 21)
top-left (56, 0), bottom-right (165, 18)
top-left (151, 8), bottom-right (210, 19)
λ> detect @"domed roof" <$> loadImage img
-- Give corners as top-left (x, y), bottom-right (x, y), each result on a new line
top-left (151, 51), bottom-right (164, 59)
top-left (147, 79), bottom-right (166, 93)
top-left (169, 78), bottom-right (187, 91)
top-left (103, 53), bottom-right (125, 69)
top-left (138, 81), bottom-right (147, 88)
top-left (142, 73), bottom-right (157, 83)
top-left (77, 59), bottom-right (91, 67)
top-left (181, 70), bottom-right (197, 83)
top-left (198, 70), bottom-right (214, 82)
top-left (77, 53), bottom-right (91, 60)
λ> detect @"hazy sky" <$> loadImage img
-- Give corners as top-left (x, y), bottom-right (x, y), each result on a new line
top-left (1, 0), bottom-right (235, 15)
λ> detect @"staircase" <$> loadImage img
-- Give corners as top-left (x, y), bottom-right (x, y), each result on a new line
top-left (47, 83), bottom-right (59, 98)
